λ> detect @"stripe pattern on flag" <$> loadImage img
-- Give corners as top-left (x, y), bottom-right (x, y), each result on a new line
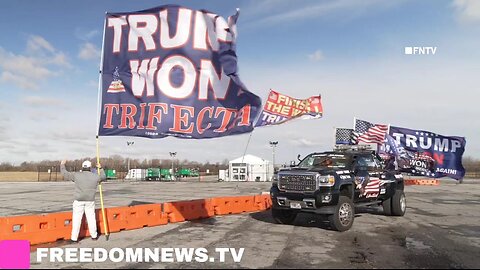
top-left (364, 178), bottom-right (381, 198)
top-left (354, 118), bottom-right (388, 145)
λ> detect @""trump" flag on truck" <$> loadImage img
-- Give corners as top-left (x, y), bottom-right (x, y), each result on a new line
top-left (97, 5), bottom-right (261, 139)
top-left (379, 126), bottom-right (466, 180)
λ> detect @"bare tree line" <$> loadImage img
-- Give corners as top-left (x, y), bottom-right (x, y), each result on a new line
top-left (0, 155), bottom-right (230, 173)
top-left (462, 157), bottom-right (480, 177)
top-left (1, 156), bottom-right (479, 176)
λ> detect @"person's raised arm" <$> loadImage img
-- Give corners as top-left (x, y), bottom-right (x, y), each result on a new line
top-left (60, 160), bottom-right (75, 182)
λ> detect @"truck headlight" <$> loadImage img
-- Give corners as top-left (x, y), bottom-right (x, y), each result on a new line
top-left (271, 174), bottom-right (278, 184)
top-left (317, 175), bottom-right (335, 187)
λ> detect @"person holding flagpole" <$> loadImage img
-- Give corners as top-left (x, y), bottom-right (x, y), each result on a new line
top-left (61, 160), bottom-right (106, 243)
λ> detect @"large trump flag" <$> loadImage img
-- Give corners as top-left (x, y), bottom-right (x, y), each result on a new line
top-left (97, 5), bottom-right (262, 139)
top-left (380, 126), bottom-right (466, 180)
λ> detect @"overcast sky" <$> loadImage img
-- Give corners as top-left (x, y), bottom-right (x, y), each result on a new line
top-left (0, 0), bottom-right (479, 165)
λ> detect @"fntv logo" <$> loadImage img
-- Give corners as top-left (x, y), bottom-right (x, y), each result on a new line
top-left (0, 240), bottom-right (31, 269)
top-left (405, 46), bottom-right (437, 55)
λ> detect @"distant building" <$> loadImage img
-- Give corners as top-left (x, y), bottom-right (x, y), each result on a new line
top-left (222, 154), bottom-right (273, 182)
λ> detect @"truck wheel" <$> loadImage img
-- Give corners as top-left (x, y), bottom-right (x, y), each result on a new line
top-left (329, 196), bottom-right (354, 232)
top-left (272, 208), bottom-right (297, 225)
top-left (391, 190), bottom-right (406, 216)
top-left (382, 198), bottom-right (392, 216)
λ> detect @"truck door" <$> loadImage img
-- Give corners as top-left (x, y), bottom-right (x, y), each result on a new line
top-left (353, 155), bottom-right (382, 202)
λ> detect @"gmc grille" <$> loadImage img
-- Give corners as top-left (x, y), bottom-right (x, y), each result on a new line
top-left (279, 174), bottom-right (317, 192)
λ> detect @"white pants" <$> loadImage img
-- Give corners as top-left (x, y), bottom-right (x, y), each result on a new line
top-left (71, 200), bottom-right (98, 241)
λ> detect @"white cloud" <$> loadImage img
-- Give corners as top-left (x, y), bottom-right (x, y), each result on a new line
top-left (75, 28), bottom-right (100, 41)
top-left (0, 71), bottom-right (38, 90)
top-left (22, 96), bottom-right (66, 107)
top-left (0, 49), bottom-right (55, 79)
top-left (289, 138), bottom-right (323, 148)
top-left (0, 35), bottom-right (71, 90)
top-left (87, 80), bottom-right (98, 89)
top-left (27, 35), bottom-right (55, 54)
top-left (50, 52), bottom-right (71, 67)
top-left (78, 42), bottom-right (100, 61)
top-left (453, 0), bottom-right (480, 22)
top-left (308, 50), bottom-right (324, 62)
top-left (28, 111), bottom-right (59, 121)
top-left (0, 128), bottom-right (8, 140)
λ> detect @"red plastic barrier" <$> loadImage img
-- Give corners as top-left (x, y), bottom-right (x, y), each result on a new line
top-left (163, 199), bottom-right (214, 223)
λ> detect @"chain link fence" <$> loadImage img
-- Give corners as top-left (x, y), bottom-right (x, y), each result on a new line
top-left (465, 171), bottom-right (480, 178)
top-left (37, 166), bottom-right (66, 182)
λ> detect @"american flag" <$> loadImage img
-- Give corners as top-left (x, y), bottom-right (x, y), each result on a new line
top-left (364, 178), bottom-right (381, 198)
top-left (335, 128), bottom-right (354, 145)
top-left (353, 118), bottom-right (389, 145)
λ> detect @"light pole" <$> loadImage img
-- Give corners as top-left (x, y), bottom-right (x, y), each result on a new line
top-left (126, 141), bottom-right (134, 172)
top-left (169, 152), bottom-right (177, 180)
top-left (269, 141), bottom-right (278, 172)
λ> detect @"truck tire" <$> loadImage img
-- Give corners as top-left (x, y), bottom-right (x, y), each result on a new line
top-left (382, 198), bottom-right (392, 216)
top-left (272, 208), bottom-right (297, 225)
top-left (391, 190), bottom-right (406, 216)
top-left (329, 196), bottom-right (354, 232)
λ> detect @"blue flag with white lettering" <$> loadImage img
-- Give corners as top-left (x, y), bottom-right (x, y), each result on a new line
top-left (98, 5), bottom-right (261, 139)
top-left (382, 126), bottom-right (466, 180)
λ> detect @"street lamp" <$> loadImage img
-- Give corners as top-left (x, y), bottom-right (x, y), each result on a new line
top-left (269, 141), bottom-right (278, 172)
top-left (126, 141), bottom-right (134, 172)
top-left (169, 152), bottom-right (177, 180)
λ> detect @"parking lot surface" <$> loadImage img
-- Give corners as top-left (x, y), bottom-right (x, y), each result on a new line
top-left (22, 180), bottom-right (480, 268)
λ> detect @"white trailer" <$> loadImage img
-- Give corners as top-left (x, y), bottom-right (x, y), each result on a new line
top-left (125, 169), bottom-right (146, 181)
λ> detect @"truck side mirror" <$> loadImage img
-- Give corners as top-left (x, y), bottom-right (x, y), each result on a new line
top-left (297, 154), bottom-right (302, 161)
top-left (290, 161), bottom-right (296, 167)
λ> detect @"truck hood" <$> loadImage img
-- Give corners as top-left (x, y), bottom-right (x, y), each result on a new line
top-left (278, 167), bottom-right (340, 175)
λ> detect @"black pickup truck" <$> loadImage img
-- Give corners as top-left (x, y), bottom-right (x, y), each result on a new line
top-left (270, 146), bottom-right (406, 231)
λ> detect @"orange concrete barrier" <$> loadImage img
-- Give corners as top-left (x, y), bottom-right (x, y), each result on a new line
top-left (405, 179), bottom-right (440, 186)
top-left (163, 199), bottom-right (214, 223)
top-left (0, 193), bottom-right (273, 245)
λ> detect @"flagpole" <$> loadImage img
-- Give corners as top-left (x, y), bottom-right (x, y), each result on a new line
top-left (333, 127), bottom-right (337, 148)
top-left (352, 117), bottom-right (357, 145)
top-left (241, 131), bottom-right (254, 163)
top-left (96, 15), bottom-right (109, 241)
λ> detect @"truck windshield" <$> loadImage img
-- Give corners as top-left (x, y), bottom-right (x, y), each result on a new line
top-left (298, 154), bottom-right (349, 169)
